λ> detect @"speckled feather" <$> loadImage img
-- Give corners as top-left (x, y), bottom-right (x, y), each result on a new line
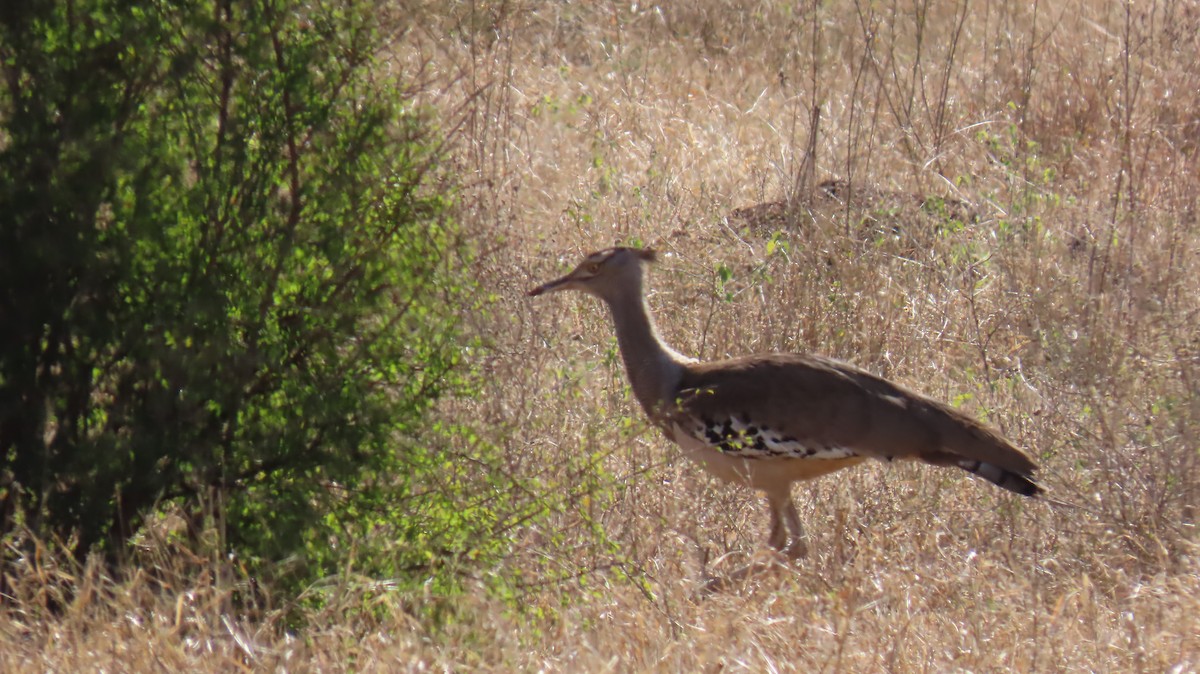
top-left (684, 412), bottom-right (859, 460)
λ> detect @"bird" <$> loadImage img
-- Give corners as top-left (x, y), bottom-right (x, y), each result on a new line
top-left (528, 246), bottom-right (1040, 561)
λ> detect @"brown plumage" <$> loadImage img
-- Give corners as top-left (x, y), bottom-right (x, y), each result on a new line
top-left (529, 246), bottom-right (1040, 560)
top-left (674, 355), bottom-right (1039, 493)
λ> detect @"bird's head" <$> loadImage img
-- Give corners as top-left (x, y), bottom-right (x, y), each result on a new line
top-left (528, 247), bottom-right (657, 301)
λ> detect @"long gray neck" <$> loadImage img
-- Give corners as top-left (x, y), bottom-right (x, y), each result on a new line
top-left (601, 280), bottom-right (690, 420)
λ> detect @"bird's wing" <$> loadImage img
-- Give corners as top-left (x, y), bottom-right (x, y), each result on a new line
top-left (671, 354), bottom-right (1039, 491)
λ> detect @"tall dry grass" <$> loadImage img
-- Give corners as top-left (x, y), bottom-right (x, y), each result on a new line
top-left (4, 0), bottom-right (1198, 671)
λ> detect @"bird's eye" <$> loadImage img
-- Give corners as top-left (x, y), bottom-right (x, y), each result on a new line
top-left (586, 263), bottom-right (601, 274)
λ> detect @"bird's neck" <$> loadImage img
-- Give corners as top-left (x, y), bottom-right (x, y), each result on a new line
top-left (602, 282), bottom-right (690, 419)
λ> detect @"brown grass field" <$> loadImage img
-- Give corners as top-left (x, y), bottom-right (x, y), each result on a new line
top-left (4, 0), bottom-right (1199, 671)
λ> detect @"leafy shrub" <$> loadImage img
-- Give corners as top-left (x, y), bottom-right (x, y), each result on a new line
top-left (0, 0), bottom-right (482, 593)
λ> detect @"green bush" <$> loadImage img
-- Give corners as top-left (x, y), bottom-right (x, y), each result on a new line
top-left (0, 0), bottom-right (480, 593)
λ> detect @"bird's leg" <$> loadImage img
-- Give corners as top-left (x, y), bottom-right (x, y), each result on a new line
top-left (766, 497), bottom-right (787, 551)
top-left (768, 492), bottom-right (808, 559)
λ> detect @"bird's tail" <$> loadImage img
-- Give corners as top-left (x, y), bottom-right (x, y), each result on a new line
top-left (917, 400), bottom-right (1042, 497)
top-left (954, 457), bottom-right (1041, 496)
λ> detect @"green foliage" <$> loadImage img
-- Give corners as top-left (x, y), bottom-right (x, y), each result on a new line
top-left (714, 261), bottom-right (735, 302)
top-left (0, 0), bottom-right (482, 594)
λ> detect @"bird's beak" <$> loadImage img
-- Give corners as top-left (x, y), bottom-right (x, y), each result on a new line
top-left (527, 274), bottom-right (573, 297)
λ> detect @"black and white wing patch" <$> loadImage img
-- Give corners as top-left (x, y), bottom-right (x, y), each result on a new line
top-left (686, 414), bottom-right (858, 460)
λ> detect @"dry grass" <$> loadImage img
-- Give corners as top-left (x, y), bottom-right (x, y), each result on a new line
top-left (5, 0), bottom-right (1199, 670)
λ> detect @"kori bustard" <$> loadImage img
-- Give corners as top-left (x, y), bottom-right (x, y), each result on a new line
top-left (529, 247), bottom-right (1039, 559)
